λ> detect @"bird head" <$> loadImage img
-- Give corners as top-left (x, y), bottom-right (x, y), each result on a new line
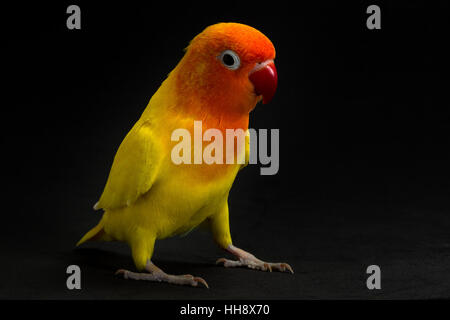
top-left (173, 23), bottom-right (277, 117)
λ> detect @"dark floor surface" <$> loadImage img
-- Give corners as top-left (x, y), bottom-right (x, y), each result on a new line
top-left (2, 179), bottom-right (449, 300)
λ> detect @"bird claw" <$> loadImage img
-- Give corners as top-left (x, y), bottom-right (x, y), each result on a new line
top-left (115, 269), bottom-right (129, 278)
top-left (181, 274), bottom-right (209, 288)
top-left (217, 257), bottom-right (294, 274)
top-left (193, 276), bottom-right (209, 289)
top-left (280, 263), bottom-right (294, 274)
top-left (216, 258), bottom-right (227, 265)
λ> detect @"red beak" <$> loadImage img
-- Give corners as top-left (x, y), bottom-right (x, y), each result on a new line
top-left (249, 60), bottom-right (278, 104)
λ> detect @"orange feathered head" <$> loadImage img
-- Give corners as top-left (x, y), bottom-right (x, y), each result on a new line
top-left (173, 23), bottom-right (277, 118)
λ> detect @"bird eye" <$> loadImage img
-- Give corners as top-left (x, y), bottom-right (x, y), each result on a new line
top-left (219, 50), bottom-right (240, 70)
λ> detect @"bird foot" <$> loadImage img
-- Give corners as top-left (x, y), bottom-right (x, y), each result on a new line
top-left (216, 245), bottom-right (294, 274)
top-left (115, 269), bottom-right (209, 288)
top-left (216, 257), bottom-right (293, 273)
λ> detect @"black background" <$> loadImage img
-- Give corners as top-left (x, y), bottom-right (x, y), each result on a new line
top-left (1, 0), bottom-right (450, 299)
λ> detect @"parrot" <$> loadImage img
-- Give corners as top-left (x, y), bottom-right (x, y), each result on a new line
top-left (77, 22), bottom-right (293, 288)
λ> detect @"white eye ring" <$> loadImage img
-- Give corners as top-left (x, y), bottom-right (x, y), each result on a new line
top-left (219, 50), bottom-right (241, 70)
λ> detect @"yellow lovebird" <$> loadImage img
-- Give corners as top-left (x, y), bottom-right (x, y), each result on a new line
top-left (77, 22), bottom-right (293, 288)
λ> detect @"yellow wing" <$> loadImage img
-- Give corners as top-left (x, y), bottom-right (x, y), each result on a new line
top-left (94, 119), bottom-right (160, 211)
